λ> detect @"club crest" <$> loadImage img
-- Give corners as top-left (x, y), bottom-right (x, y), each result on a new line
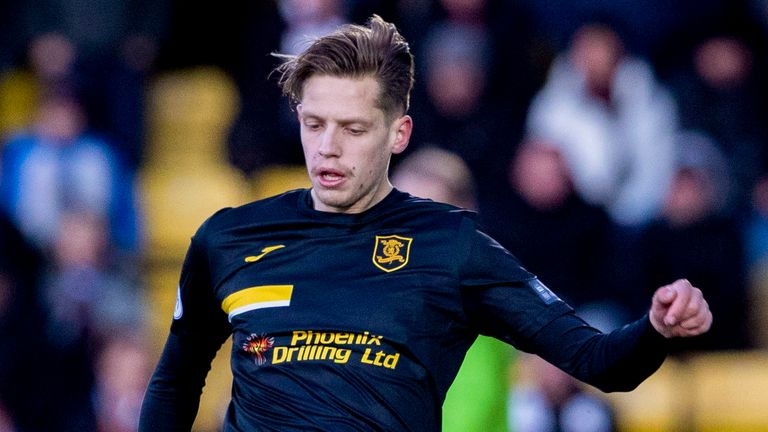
top-left (373, 235), bottom-right (412, 272)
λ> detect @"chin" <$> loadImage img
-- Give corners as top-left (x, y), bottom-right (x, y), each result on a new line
top-left (314, 188), bottom-right (354, 210)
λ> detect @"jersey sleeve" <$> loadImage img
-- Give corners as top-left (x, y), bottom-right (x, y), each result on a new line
top-left (458, 217), bottom-right (573, 346)
top-left (170, 222), bottom-right (231, 339)
top-left (459, 218), bottom-right (668, 392)
top-left (139, 218), bottom-right (232, 431)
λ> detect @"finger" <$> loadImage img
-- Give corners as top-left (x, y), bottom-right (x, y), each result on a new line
top-left (649, 285), bottom-right (677, 334)
top-left (675, 316), bottom-right (712, 337)
top-left (654, 285), bottom-right (677, 306)
top-left (678, 289), bottom-right (705, 323)
top-left (663, 279), bottom-right (693, 326)
top-left (679, 302), bottom-right (710, 330)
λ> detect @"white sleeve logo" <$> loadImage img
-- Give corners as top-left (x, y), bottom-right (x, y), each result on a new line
top-left (530, 279), bottom-right (560, 305)
top-left (173, 285), bottom-right (184, 319)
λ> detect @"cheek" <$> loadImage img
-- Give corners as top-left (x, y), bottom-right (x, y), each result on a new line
top-left (364, 151), bottom-right (387, 175)
top-left (300, 138), bottom-right (312, 157)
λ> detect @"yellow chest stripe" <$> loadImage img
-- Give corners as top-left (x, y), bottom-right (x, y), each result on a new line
top-left (222, 285), bottom-right (294, 321)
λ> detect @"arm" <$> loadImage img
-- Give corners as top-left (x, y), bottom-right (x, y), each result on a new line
top-left (139, 332), bottom-right (225, 431)
top-left (531, 279), bottom-right (711, 392)
top-left (526, 310), bottom-right (667, 392)
top-left (139, 219), bottom-right (232, 430)
top-left (467, 278), bottom-right (713, 392)
top-left (459, 220), bottom-right (712, 393)
top-left (464, 277), bottom-right (669, 393)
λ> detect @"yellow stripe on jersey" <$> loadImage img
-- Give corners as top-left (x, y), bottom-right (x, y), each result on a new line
top-left (222, 285), bottom-right (294, 321)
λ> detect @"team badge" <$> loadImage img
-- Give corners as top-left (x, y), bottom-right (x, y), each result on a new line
top-left (242, 333), bottom-right (274, 365)
top-left (372, 235), bottom-right (412, 272)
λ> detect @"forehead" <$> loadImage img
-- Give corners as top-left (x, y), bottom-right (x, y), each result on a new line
top-left (300, 75), bottom-right (384, 120)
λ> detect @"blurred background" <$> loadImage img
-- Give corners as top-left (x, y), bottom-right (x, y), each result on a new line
top-left (1, 0), bottom-right (768, 431)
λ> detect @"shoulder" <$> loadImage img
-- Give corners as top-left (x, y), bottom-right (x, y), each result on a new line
top-left (390, 190), bottom-right (478, 226)
top-left (196, 189), bottom-right (306, 237)
top-left (1, 132), bottom-right (36, 156)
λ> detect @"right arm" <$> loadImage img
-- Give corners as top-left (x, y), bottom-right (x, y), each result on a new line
top-left (139, 224), bottom-right (231, 431)
top-left (139, 332), bottom-right (226, 431)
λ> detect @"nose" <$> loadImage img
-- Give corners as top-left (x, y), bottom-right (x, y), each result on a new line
top-left (318, 127), bottom-right (341, 157)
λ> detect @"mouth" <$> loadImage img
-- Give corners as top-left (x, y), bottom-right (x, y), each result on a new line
top-left (315, 167), bottom-right (346, 188)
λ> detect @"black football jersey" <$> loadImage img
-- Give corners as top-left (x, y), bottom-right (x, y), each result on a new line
top-left (142, 189), bottom-right (667, 432)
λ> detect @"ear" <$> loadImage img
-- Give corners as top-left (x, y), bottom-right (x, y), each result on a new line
top-left (296, 104), bottom-right (303, 119)
top-left (391, 115), bottom-right (412, 155)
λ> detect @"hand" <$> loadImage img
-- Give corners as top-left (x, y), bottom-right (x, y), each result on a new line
top-left (649, 279), bottom-right (712, 338)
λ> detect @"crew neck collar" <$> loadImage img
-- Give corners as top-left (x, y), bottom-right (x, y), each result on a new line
top-left (297, 188), bottom-right (405, 224)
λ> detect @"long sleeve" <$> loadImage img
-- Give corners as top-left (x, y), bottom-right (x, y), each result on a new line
top-left (459, 217), bottom-right (668, 392)
top-left (465, 278), bottom-right (668, 392)
top-left (139, 332), bottom-right (225, 431)
top-left (140, 216), bottom-right (232, 430)
top-left (528, 312), bottom-right (667, 392)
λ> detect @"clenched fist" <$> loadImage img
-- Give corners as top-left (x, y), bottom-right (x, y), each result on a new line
top-left (649, 279), bottom-right (713, 338)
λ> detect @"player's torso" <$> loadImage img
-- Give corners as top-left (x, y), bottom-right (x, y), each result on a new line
top-left (205, 192), bottom-right (475, 430)
top-left (210, 220), bottom-right (468, 370)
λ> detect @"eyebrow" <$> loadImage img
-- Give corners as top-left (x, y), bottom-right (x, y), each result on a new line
top-left (300, 111), bottom-right (375, 128)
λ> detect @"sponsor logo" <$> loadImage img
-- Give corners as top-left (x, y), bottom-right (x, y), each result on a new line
top-left (242, 333), bottom-right (275, 365)
top-left (372, 235), bottom-right (412, 272)
top-left (245, 330), bottom-right (400, 370)
top-left (245, 245), bottom-right (285, 263)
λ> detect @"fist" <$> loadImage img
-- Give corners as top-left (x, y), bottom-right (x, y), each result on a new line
top-left (649, 279), bottom-right (712, 338)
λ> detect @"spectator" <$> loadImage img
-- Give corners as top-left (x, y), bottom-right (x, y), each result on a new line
top-left (526, 21), bottom-right (678, 227)
top-left (0, 87), bottom-right (142, 256)
top-left (665, 26), bottom-right (768, 215)
top-left (525, 21), bottom-right (680, 305)
top-left (20, 0), bottom-right (169, 170)
top-left (407, 15), bottom-right (512, 206)
top-left (43, 210), bottom-right (144, 346)
top-left (391, 146), bottom-right (476, 210)
top-left (39, 209), bottom-right (144, 431)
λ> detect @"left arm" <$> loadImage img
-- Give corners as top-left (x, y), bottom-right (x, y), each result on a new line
top-left (465, 279), bottom-right (670, 393)
top-left (534, 278), bottom-right (712, 392)
top-left (467, 278), bottom-right (712, 392)
top-left (459, 219), bottom-right (712, 392)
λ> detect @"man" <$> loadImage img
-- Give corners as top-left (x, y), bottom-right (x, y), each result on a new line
top-left (139, 15), bottom-right (712, 431)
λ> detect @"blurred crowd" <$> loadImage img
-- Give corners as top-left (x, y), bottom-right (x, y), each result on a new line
top-left (2, 0), bottom-right (768, 431)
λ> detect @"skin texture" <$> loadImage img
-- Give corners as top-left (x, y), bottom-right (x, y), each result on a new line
top-left (298, 75), bottom-right (412, 214)
top-left (649, 279), bottom-right (713, 338)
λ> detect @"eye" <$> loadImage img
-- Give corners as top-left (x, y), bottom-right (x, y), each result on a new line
top-left (304, 122), bottom-right (322, 131)
top-left (347, 127), bottom-right (365, 136)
